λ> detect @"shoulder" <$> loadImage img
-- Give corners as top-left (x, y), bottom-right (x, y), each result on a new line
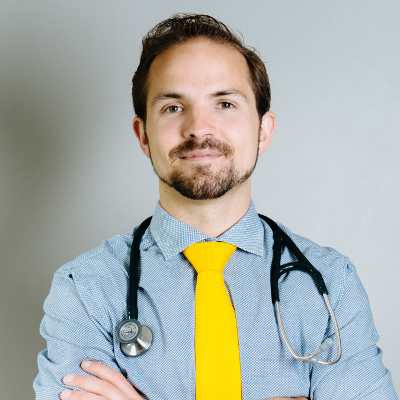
top-left (48, 223), bottom-right (157, 301)
top-left (44, 233), bottom-right (135, 328)
top-left (47, 233), bottom-right (135, 316)
top-left (54, 233), bottom-right (133, 282)
top-left (279, 221), bottom-right (347, 266)
top-left (260, 217), bottom-right (357, 307)
top-left (260, 216), bottom-right (349, 265)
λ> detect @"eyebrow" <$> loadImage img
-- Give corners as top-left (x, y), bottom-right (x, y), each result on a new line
top-left (149, 89), bottom-right (250, 107)
top-left (150, 93), bottom-right (186, 107)
top-left (210, 90), bottom-right (249, 103)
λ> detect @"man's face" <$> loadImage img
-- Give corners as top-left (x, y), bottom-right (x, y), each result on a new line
top-left (134, 38), bottom-right (273, 200)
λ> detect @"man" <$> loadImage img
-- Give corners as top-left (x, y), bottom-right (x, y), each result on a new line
top-left (34, 14), bottom-right (398, 400)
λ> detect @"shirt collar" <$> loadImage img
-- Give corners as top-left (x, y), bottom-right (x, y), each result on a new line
top-left (149, 200), bottom-right (264, 261)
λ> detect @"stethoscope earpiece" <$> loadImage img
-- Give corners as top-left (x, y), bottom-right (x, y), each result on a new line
top-left (117, 319), bottom-right (153, 357)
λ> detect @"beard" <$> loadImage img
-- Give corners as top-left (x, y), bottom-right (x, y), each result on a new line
top-left (148, 136), bottom-right (259, 200)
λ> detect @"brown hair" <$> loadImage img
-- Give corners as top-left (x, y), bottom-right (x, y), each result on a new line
top-left (132, 13), bottom-right (271, 123)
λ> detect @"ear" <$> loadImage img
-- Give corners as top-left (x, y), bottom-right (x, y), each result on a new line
top-left (258, 111), bottom-right (276, 155)
top-left (133, 116), bottom-right (151, 158)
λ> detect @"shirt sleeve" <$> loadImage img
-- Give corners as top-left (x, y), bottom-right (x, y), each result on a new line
top-left (33, 262), bottom-right (123, 400)
top-left (310, 259), bottom-right (398, 400)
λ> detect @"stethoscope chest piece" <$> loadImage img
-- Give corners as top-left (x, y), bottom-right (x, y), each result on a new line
top-left (117, 319), bottom-right (153, 357)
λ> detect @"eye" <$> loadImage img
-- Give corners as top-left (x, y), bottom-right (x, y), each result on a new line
top-left (165, 105), bottom-right (183, 113)
top-left (218, 102), bottom-right (234, 109)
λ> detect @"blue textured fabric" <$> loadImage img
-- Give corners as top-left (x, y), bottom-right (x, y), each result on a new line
top-left (34, 200), bottom-right (398, 400)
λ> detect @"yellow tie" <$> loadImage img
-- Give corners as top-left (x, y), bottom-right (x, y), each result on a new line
top-left (183, 242), bottom-right (242, 400)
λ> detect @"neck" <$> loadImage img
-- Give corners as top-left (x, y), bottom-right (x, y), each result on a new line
top-left (159, 179), bottom-right (252, 237)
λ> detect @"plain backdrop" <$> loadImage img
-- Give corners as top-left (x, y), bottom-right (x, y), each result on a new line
top-left (0, 1), bottom-right (399, 398)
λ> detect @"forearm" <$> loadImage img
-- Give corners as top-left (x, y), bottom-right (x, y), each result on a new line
top-left (61, 362), bottom-right (309, 400)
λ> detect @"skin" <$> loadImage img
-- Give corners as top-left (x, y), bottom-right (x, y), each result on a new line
top-left (60, 39), bottom-right (307, 399)
top-left (133, 38), bottom-right (275, 237)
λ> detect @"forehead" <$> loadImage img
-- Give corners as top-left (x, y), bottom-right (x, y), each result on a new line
top-left (146, 38), bottom-right (254, 104)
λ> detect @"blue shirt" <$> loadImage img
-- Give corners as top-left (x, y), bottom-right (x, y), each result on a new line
top-left (34, 201), bottom-right (398, 399)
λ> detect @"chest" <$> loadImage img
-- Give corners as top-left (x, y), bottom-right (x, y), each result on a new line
top-left (112, 252), bottom-right (325, 399)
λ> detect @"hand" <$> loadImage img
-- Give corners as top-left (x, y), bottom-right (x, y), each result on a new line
top-left (60, 361), bottom-right (308, 400)
top-left (60, 360), bottom-right (143, 399)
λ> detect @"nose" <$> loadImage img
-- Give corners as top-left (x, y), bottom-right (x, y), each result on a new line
top-left (182, 107), bottom-right (215, 139)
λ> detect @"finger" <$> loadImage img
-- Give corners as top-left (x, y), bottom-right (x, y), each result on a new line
top-left (80, 361), bottom-right (142, 399)
top-left (62, 373), bottom-right (125, 400)
top-left (60, 389), bottom-right (102, 399)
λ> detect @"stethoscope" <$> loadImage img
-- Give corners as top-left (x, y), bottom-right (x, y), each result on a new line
top-left (116, 214), bottom-right (342, 365)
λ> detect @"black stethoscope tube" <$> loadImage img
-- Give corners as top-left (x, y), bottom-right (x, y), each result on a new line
top-left (128, 216), bottom-right (152, 320)
top-left (257, 215), bottom-right (328, 303)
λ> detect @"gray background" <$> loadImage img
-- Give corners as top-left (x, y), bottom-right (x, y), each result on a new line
top-left (1, 0), bottom-right (399, 398)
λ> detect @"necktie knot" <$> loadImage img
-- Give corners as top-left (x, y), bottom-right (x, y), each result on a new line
top-left (183, 242), bottom-right (236, 273)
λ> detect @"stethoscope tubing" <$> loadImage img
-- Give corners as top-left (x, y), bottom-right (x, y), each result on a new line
top-left (123, 214), bottom-right (342, 364)
top-left (258, 214), bottom-right (341, 365)
top-left (128, 216), bottom-right (152, 320)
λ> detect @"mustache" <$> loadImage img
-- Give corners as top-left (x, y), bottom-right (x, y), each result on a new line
top-left (169, 137), bottom-right (234, 160)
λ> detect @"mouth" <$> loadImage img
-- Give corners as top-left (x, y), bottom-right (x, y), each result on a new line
top-left (179, 150), bottom-right (224, 162)
top-left (169, 137), bottom-right (233, 163)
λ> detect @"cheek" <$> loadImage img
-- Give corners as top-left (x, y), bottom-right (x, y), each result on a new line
top-left (149, 142), bottom-right (168, 167)
top-left (231, 127), bottom-right (259, 161)
top-left (148, 133), bottom-right (179, 167)
top-left (148, 118), bottom-right (183, 148)
top-left (240, 143), bottom-right (259, 166)
top-left (224, 112), bottom-right (259, 141)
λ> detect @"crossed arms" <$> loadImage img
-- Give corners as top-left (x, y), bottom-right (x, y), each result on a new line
top-left (59, 361), bottom-right (308, 400)
top-left (34, 247), bottom-right (398, 399)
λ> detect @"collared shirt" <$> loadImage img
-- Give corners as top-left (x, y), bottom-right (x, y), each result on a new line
top-left (34, 201), bottom-right (398, 400)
